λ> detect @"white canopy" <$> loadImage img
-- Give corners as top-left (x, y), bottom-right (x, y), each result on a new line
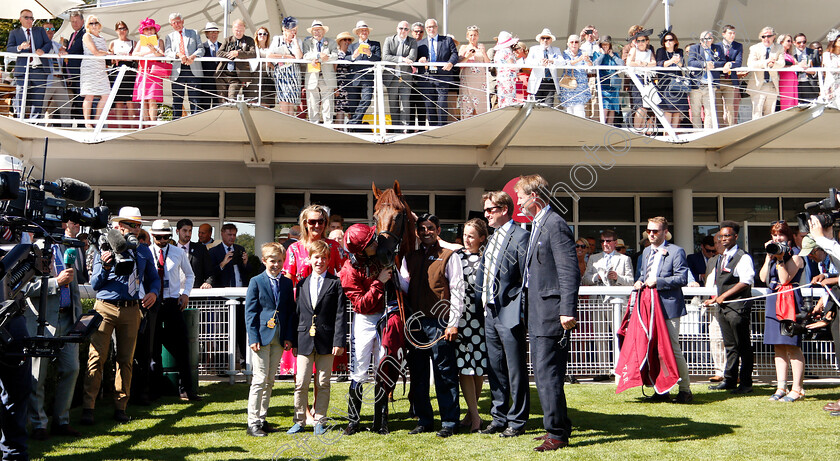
top-left (0, 0), bottom-right (84, 20)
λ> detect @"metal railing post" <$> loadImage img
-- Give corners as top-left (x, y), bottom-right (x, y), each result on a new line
top-left (596, 70), bottom-right (606, 124)
top-left (374, 62), bottom-right (386, 139)
top-left (226, 297), bottom-right (239, 383)
top-left (92, 63), bottom-right (126, 139)
top-left (707, 75), bottom-right (719, 130)
top-left (19, 60), bottom-right (31, 120)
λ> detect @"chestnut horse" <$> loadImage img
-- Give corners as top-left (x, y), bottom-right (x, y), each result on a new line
top-left (372, 180), bottom-right (416, 268)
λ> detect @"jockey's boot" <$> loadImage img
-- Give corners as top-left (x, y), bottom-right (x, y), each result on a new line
top-left (372, 383), bottom-right (389, 435)
top-left (344, 381), bottom-right (363, 436)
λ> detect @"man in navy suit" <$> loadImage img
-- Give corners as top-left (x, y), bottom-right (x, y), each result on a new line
top-left (199, 22), bottom-right (223, 109)
top-left (633, 216), bottom-right (693, 403)
top-left (514, 175), bottom-right (579, 451)
top-left (175, 219), bottom-right (213, 288)
top-left (687, 31), bottom-right (727, 129)
top-left (686, 235), bottom-right (716, 284)
top-left (209, 223), bottom-right (251, 368)
top-left (347, 20), bottom-right (381, 126)
top-left (6, 9), bottom-right (51, 118)
top-left (64, 10), bottom-right (86, 120)
top-left (417, 19), bottom-right (458, 126)
top-left (792, 33), bottom-right (821, 102)
top-left (717, 25), bottom-right (743, 126)
top-left (475, 191), bottom-right (530, 438)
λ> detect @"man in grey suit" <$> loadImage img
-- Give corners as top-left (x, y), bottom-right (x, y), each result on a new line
top-left (165, 13), bottom-right (205, 117)
top-left (23, 243), bottom-right (83, 440)
top-left (514, 175), bottom-right (579, 451)
top-left (302, 20), bottom-right (338, 124)
top-left (633, 216), bottom-right (693, 403)
top-left (383, 21), bottom-right (417, 128)
top-left (475, 191), bottom-right (530, 438)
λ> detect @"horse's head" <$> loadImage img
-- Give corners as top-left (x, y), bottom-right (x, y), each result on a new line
top-left (373, 180), bottom-right (415, 267)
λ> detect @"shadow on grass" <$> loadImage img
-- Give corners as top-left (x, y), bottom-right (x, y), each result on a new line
top-left (569, 409), bottom-right (737, 446)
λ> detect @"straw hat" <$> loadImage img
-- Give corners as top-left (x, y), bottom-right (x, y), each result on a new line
top-left (535, 27), bottom-right (556, 42)
top-left (202, 22), bottom-right (220, 33)
top-left (149, 219), bottom-right (173, 235)
top-left (353, 20), bottom-right (371, 35)
top-left (307, 19), bottom-right (329, 34)
top-left (336, 31), bottom-right (355, 42)
top-left (110, 206), bottom-right (147, 224)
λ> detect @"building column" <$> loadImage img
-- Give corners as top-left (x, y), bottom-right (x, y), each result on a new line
top-left (255, 184), bottom-right (275, 248)
top-left (673, 188), bottom-right (693, 251)
top-left (465, 187), bottom-right (484, 219)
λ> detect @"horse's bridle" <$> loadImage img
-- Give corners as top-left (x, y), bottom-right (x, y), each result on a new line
top-left (373, 207), bottom-right (407, 268)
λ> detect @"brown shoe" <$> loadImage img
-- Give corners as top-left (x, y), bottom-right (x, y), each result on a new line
top-left (51, 424), bottom-right (82, 437)
top-left (534, 433), bottom-right (548, 441)
top-left (709, 376), bottom-right (724, 382)
top-left (823, 400), bottom-right (840, 411)
top-left (535, 437), bottom-right (568, 451)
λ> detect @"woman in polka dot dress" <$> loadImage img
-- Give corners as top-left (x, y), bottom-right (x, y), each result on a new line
top-left (456, 218), bottom-right (489, 432)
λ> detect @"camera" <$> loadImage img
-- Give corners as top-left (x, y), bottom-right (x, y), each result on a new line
top-left (796, 187), bottom-right (840, 231)
top-left (585, 29), bottom-right (593, 35)
top-left (765, 241), bottom-right (791, 256)
top-left (91, 229), bottom-right (138, 276)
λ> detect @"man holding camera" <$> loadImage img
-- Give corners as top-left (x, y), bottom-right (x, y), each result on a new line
top-left (83, 207), bottom-right (160, 424)
top-left (23, 232), bottom-right (83, 440)
top-left (209, 223), bottom-right (250, 368)
top-left (704, 221), bottom-right (755, 395)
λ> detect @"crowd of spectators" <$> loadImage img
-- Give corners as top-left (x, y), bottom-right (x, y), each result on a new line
top-left (5, 9), bottom-right (840, 131)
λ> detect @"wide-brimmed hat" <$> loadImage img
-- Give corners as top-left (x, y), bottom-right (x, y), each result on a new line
top-left (493, 31), bottom-right (518, 50)
top-left (535, 27), bottom-right (556, 42)
top-left (353, 20), bottom-right (371, 35)
top-left (202, 22), bottom-right (220, 33)
top-left (307, 19), bottom-right (329, 34)
top-left (111, 206), bottom-right (147, 224)
top-left (629, 28), bottom-right (654, 41)
top-left (599, 35), bottom-right (613, 45)
top-left (799, 234), bottom-right (818, 257)
top-left (615, 238), bottom-right (626, 249)
top-left (149, 219), bottom-right (173, 235)
top-left (336, 31), bottom-right (355, 42)
top-left (279, 228), bottom-right (291, 238)
top-left (138, 18), bottom-right (161, 34)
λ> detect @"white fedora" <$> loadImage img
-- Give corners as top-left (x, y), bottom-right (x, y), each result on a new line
top-left (149, 219), bottom-right (173, 235)
top-left (110, 206), bottom-right (147, 224)
top-left (307, 19), bottom-right (329, 34)
top-left (535, 27), bottom-right (556, 42)
top-left (353, 20), bottom-right (371, 35)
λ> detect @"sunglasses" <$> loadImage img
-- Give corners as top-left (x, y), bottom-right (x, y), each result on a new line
top-left (121, 221), bottom-right (140, 229)
top-left (600, 239), bottom-right (615, 243)
top-left (483, 206), bottom-right (502, 214)
top-left (22, 16), bottom-right (34, 20)
top-left (45, 27), bottom-right (56, 31)
top-left (664, 38), bottom-right (675, 42)
top-left (307, 218), bottom-right (325, 226)
top-left (398, 27), bottom-right (409, 31)
top-left (646, 228), bottom-right (661, 234)
top-left (116, 27), bottom-right (128, 31)
top-left (795, 41), bottom-right (807, 44)
top-left (153, 234), bottom-right (171, 240)
top-left (89, 21), bottom-right (101, 26)
top-left (636, 38), bottom-right (649, 43)
top-left (701, 37), bottom-right (713, 42)
top-left (575, 244), bottom-right (588, 249)
top-left (702, 247), bottom-right (716, 253)
top-left (761, 34), bottom-right (774, 39)
top-left (257, 32), bottom-right (268, 36)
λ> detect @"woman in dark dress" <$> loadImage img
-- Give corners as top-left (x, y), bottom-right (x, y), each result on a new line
top-left (759, 221), bottom-right (806, 402)
top-left (655, 30), bottom-right (689, 128)
top-left (333, 32), bottom-right (354, 126)
top-left (457, 218), bottom-right (488, 433)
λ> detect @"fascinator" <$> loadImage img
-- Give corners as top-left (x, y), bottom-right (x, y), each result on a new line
top-left (827, 29), bottom-right (840, 43)
top-left (282, 16), bottom-right (298, 30)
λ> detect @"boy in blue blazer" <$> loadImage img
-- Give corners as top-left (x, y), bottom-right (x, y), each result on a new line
top-left (244, 242), bottom-right (295, 437)
top-left (288, 240), bottom-right (348, 435)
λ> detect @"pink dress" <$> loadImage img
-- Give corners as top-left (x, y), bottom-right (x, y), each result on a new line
top-left (778, 53), bottom-right (799, 110)
top-left (278, 238), bottom-right (347, 375)
top-left (133, 55), bottom-right (164, 103)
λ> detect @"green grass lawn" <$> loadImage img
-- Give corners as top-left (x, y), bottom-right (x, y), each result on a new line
top-left (29, 380), bottom-right (840, 460)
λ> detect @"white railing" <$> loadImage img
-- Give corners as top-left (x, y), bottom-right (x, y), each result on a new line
top-left (78, 285), bottom-right (838, 381)
top-left (2, 50), bottom-right (835, 143)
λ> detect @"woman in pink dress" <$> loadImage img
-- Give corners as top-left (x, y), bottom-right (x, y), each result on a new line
top-left (132, 18), bottom-right (165, 122)
top-left (777, 34), bottom-right (799, 110)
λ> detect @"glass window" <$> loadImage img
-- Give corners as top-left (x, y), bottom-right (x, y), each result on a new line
top-left (579, 196), bottom-right (633, 222)
top-left (782, 197), bottom-right (820, 227)
top-left (225, 193), bottom-right (255, 218)
top-left (404, 195), bottom-right (430, 215)
top-left (435, 195), bottom-right (465, 220)
top-left (640, 197), bottom-right (672, 222)
top-left (160, 192), bottom-right (219, 217)
top-left (275, 193), bottom-right (305, 218)
top-left (539, 195), bottom-right (574, 219)
top-left (693, 197), bottom-right (718, 222)
top-left (100, 191), bottom-right (157, 217)
top-left (310, 193), bottom-right (368, 220)
top-left (746, 224), bottom-right (769, 287)
top-left (440, 223), bottom-right (463, 246)
top-left (723, 197), bottom-right (778, 222)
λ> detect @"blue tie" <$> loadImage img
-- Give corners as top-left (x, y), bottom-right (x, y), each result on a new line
top-left (54, 245), bottom-right (72, 308)
top-left (271, 277), bottom-right (280, 305)
top-left (430, 37), bottom-right (437, 62)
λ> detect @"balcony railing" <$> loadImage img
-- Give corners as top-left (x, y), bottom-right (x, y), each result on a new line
top-left (2, 51), bottom-right (835, 143)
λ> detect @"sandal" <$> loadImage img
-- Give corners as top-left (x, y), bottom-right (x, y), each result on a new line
top-left (781, 389), bottom-right (804, 402)
top-left (769, 388), bottom-right (787, 401)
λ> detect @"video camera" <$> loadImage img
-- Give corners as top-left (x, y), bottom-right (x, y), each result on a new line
top-left (796, 188), bottom-right (840, 230)
top-left (89, 228), bottom-right (138, 276)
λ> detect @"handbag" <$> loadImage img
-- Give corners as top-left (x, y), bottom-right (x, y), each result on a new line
top-left (640, 75), bottom-right (662, 108)
top-left (664, 74), bottom-right (690, 99)
top-left (148, 61), bottom-right (173, 78)
top-left (558, 71), bottom-right (577, 89)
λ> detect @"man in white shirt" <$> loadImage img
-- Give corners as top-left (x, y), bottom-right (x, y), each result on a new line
top-left (149, 219), bottom-right (202, 401)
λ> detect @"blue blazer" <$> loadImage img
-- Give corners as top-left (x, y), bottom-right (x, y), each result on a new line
top-left (686, 43), bottom-right (726, 86)
top-left (475, 223), bottom-right (529, 328)
top-left (6, 26), bottom-right (51, 78)
top-left (418, 35), bottom-right (459, 82)
top-left (686, 252), bottom-right (708, 284)
top-left (348, 40), bottom-right (382, 80)
top-left (65, 27), bottom-right (86, 76)
top-left (245, 272), bottom-right (295, 346)
top-left (524, 207), bottom-right (580, 337)
top-left (717, 40), bottom-right (743, 84)
top-left (635, 241), bottom-right (689, 319)
top-left (208, 243), bottom-right (250, 287)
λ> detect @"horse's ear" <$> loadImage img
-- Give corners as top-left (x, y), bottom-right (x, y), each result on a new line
top-left (393, 180), bottom-right (401, 196)
top-left (372, 182), bottom-right (382, 199)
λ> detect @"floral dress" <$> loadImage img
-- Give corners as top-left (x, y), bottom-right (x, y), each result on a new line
top-left (494, 47), bottom-right (517, 108)
top-left (822, 52), bottom-right (840, 108)
top-left (455, 249), bottom-right (487, 376)
top-left (558, 49), bottom-right (592, 107)
top-left (458, 44), bottom-right (489, 117)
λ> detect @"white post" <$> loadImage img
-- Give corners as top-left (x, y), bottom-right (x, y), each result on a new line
top-left (673, 188), bottom-right (693, 251)
top-left (92, 64), bottom-right (127, 139)
top-left (226, 297), bottom-right (239, 382)
top-left (442, 0), bottom-right (450, 36)
top-left (374, 63), bottom-right (387, 139)
top-left (707, 76), bottom-right (719, 130)
top-left (223, 0), bottom-right (230, 39)
top-left (596, 69), bottom-right (606, 124)
top-left (663, 0), bottom-right (673, 30)
top-left (19, 62), bottom-right (31, 120)
top-left (255, 184), bottom-right (275, 248)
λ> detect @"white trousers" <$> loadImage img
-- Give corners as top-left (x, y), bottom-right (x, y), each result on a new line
top-left (350, 311), bottom-right (385, 384)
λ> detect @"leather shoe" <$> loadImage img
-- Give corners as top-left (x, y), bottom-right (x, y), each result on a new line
top-left (479, 424), bottom-right (505, 435)
top-left (180, 391), bottom-right (203, 402)
top-left (708, 382), bottom-right (736, 390)
top-left (731, 386), bottom-right (753, 394)
top-left (709, 375), bottom-right (724, 382)
top-left (31, 428), bottom-right (49, 441)
top-left (247, 424), bottom-right (267, 437)
top-left (534, 433), bottom-right (548, 441)
top-left (823, 400), bottom-right (840, 411)
top-left (80, 409), bottom-right (95, 426)
top-left (535, 437), bottom-right (568, 451)
top-left (500, 427), bottom-right (525, 438)
top-left (672, 391), bottom-right (693, 404)
top-left (113, 410), bottom-right (131, 423)
top-left (645, 393), bottom-right (671, 402)
top-left (436, 427), bottom-right (456, 438)
top-left (52, 424), bottom-right (81, 437)
top-left (260, 421), bottom-right (279, 433)
top-left (408, 425), bottom-right (432, 435)
top-left (343, 422), bottom-right (362, 436)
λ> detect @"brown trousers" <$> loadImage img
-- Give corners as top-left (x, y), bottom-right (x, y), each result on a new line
top-left (83, 300), bottom-right (141, 410)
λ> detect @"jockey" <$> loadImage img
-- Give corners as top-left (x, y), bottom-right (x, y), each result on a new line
top-left (339, 224), bottom-right (393, 435)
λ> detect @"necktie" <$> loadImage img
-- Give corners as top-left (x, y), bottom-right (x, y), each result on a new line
top-left (210, 42), bottom-right (216, 57)
top-left (544, 48), bottom-right (551, 78)
top-left (765, 47), bottom-right (771, 82)
top-left (26, 29), bottom-right (32, 46)
top-left (69, 30), bottom-right (78, 50)
top-left (482, 230), bottom-right (503, 305)
top-left (179, 31), bottom-right (187, 57)
top-left (158, 248), bottom-right (166, 295)
top-left (645, 250), bottom-right (657, 278)
top-left (317, 40), bottom-right (322, 52)
top-left (271, 276), bottom-right (280, 304)
top-left (128, 252), bottom-right (138, 298)
top-left (54, 245), bottom-right (72, 308)
top-left (430, 37), bottom-right (437, 62)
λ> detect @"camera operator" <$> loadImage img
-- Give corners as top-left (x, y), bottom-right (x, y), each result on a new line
top-left (808, 214), bottom-right (840, 414)
top-left (22, 228), bottom-right (83, 440)
top-left (0, 313), bottom-right (31, 459)
top-left (82, 207), bottom-right (160, 425)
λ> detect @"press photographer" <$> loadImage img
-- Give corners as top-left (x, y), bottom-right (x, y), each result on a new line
top-left (82, 207), bottom-right (160, 425)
